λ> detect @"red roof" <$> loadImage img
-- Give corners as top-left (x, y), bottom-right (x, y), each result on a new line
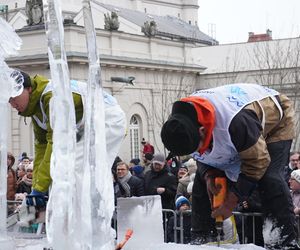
top-left (248, 31), bottom-right (272, 42)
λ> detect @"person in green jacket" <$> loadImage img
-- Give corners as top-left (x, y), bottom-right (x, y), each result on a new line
top-left (9, 70), bottom-right (84, 205)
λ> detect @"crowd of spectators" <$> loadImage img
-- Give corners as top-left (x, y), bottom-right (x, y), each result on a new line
top-left (6, 152), bottom-right (33, 215)
top-left (7, 145), bottom-right (300, 246)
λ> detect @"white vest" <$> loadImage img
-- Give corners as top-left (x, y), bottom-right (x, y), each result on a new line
top-left (32, 80), bottom-right (118, 131)
top-left (191, 83), bottom-right (282, 181)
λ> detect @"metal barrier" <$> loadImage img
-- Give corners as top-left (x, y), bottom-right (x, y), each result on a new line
top-left (162, 209), bottom-right (265, 245)
top-left (7, 201), bottom-right (300, 245)
top-left (162, 209), bottom-right (191, 244)
top-left (233, 211), bottom-right (263, 245)
top-left (162, 210), bottom-right (300, 245)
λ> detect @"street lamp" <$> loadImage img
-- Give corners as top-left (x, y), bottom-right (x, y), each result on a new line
top-left (111, 76), bottom-right (135, 85)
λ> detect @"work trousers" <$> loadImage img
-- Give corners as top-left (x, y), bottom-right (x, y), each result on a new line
top-left (191, 140), bottom-right (298, 247)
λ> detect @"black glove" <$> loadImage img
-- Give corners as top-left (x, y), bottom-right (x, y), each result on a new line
top-left (230, 173), bottom-right (258, 202)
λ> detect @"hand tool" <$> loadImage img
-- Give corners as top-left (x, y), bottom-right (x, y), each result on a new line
top-left (213, 177), bottom-right (227, 247)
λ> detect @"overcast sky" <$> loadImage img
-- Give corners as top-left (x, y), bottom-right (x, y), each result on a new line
top-left (198, 0), bottom-right (300, 44)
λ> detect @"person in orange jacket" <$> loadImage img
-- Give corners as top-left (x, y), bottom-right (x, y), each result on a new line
top-left (161, 83), bottom-right (298, 249)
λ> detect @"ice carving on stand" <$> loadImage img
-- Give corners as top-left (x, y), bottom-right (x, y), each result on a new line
top-left (81, 0), bottom-right (115, 249)
top-left (117, 196), bottom-right (164, 249)
top-left (42, 0), bottom-right (77, 249)
top-left (0, 17), bottom-right (22, 249)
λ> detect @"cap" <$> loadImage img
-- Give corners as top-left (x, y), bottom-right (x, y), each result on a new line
top-left (161, 101), bottom-right (200, 156)
top-left (152, 153), bottom-right (165, 165)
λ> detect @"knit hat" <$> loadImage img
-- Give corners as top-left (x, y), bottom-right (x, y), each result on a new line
top-left (179, 165), bottom-right (188, 171)
top-left (10, 70), bottom-right (31, 98)
top-left (291, 169), bottom-right (300, 183)
top-left (161, 101), bottom-right (200, 156)
top-left (152, 153), bottom-right (165, 165)
top-left (144, 153), bottom-right (154, 161)
top-left (175, 196), bottom-right (190, 210)
top-left (132, 165), bottom-right (144, 175)
top-left (130, 158), bottom-right (140, 165)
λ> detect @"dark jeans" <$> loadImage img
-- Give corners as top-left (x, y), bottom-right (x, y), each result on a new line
top-left (191, 140), bottom-right (298, 247)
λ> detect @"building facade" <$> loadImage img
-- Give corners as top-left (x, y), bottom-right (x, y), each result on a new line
top-left (4, 0), bottom-right (300, 162)
top-left (4, 0), bottom-right (211, 162)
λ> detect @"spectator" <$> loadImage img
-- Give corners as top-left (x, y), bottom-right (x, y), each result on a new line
top-left (16, 163), bottom-right (33, 194)
top-left (7, 152), bottom-right (16, 215)
top-left (7, 152), bottom-right (16, 201)
top-left (129, 158), bottom-right (141, 173)
top-left (21, 156), bottom-right (30, 166)
top-left (129, 158), bottom-right (140, 168)
top-left (284, 152), bottom-right (300, 184)
top-left (177, 158), bottom-right (197, 200)
top-left (16, 163), bottom-right (26, 184)
top-left (141, 138), bottom-right (154, 155)
top-left (132, 165), bottom-right (145, 180)
top-left (143, 153), bottom-right (154, 174)
top-left (290, 170), bottom-right (300, 215)
top-left (167, 196), bottom-right (191, 244)
top-left (114, 162), bottom-right (144, 198)
top-left (290, 152), bottom-right (300, 169)
top-left (144, 153), bottom-right (177, 210)
top-left (177, 165), bottom-right (188, 179)
top-left (112, 156), bottom-right (123, 178)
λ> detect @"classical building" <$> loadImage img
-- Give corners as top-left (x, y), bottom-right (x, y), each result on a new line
top-left (3, 0), bottom-right (299, 162)
top-left (3, 0), bottom-right (215, 161)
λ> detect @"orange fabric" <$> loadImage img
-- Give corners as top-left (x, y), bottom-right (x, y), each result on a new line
top-left (180, 96), bottom-right (216, 154)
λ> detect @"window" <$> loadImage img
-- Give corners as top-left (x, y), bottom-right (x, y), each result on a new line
top-left (129, 115), bottom-right (140, 159)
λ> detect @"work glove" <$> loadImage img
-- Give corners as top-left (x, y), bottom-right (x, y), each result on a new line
top-left (204, 168), bottom-right (225, 204)
top-left (211, 191), bottom-right (238, 220)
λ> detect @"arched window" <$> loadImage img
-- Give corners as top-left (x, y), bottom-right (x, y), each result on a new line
top-left (129, 115), bottom-right (140, 159)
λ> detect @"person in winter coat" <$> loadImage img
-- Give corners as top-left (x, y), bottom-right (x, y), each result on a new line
top-left (16, 162), bottom-right (33, 194)
top-left (167, 196), bottom-right (191, 244)
top-left (161, 83), bottom-right (298, 249)
top-left (176, 158), bottom-right (197, 200)
top-left (114, 162), bottom-right (144, 198)
top-left (284, 152), bottom-right (300, 185)
top-left (7, 152), bottom-right (16, 201)
top-left (131, 165), bottom-right (145, 181)
top-left (144, 153), bottom-right (177, 210)
top-left (143, 153), bottom-right (154, 174)
top-left (289, 169), bottom-right (300, 215)
top-left (8, 70), bottom-right (126, 207)
top-left (141, 138), bottom-right (155, 155)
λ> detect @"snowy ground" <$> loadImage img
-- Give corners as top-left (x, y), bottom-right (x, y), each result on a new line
top-left (13, 240), bottom-right (266, 250)
top-left (146, 243), bottom-right (265, 249)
